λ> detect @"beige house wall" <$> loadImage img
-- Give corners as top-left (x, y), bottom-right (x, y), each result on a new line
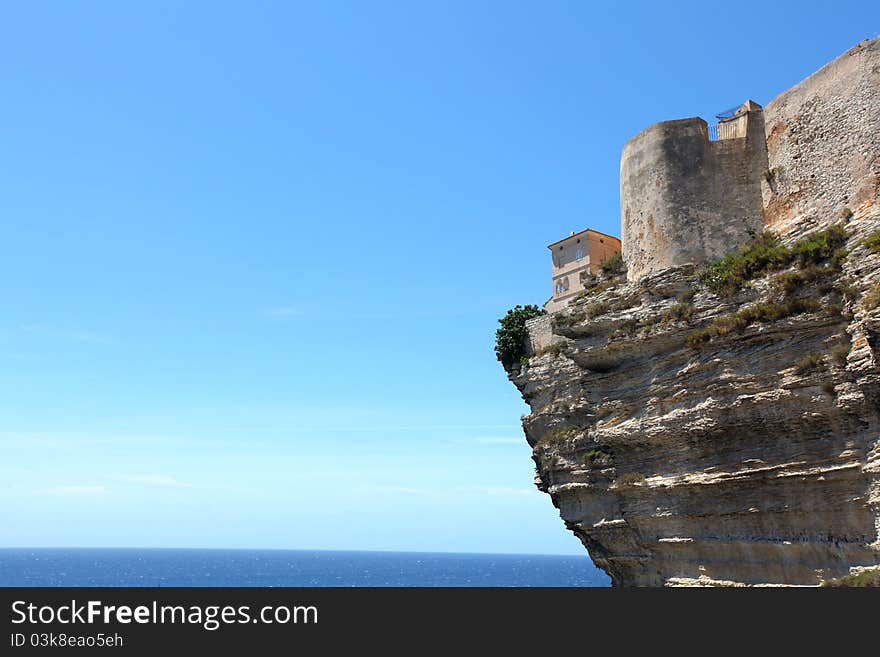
top-left (545, 229), bottom-right (621, 312)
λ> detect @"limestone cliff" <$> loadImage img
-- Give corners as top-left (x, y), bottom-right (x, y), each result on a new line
top-left (508, 39), bottom-right (880, 586)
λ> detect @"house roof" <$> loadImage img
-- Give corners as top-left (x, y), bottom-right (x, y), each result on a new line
top-left (546, 228), bottom-right (622, 249)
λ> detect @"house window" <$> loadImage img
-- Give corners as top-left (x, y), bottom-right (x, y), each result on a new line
top-left (575, 248), bottom-right (584, 260)
top-left (555, 277), bottom-right (570, 296)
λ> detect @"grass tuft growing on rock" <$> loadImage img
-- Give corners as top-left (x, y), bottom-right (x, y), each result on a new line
top-left (821, 569), bottom-right (880, 587)
top-left (537, 425), bottom-right (585, 447)
top-left (600, 251), bottom-right (625, 275)
top-left (834, 279), bottom-right (859, 303)
top-left (573, 281), bottom-right (614, 301)
top-left (829, 339), bottom-right (851, 366)
top-left (862, 283), bottom-right (880, 311)
top-left (862, 230), bottom-right (880, 254)
top-left (687, 297), bottom-right (823, 348)
top-left (795, 353), bottom-right (826, 375)
top-left (700, 227), bottom-right (849, 297)
top-left (677, 288), bottom-right (697, 303)
top-left (663, 302), bottom-right (694, 324)
top-left (700, 233), bottom-right (792, 297)
top-left (586, 301), bottom-right (611, 319)
top-left (790, 224), bottom-right (849, 267)
top-left (769, 264), bottom-right (836, 297)
top-left (615, 471), bottom-right (646, 487)
top-left (583, 448), bottom-right (605, 463)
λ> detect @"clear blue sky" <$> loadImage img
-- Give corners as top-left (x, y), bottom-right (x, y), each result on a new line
top-left (1, 2), bottom-right (876, 555)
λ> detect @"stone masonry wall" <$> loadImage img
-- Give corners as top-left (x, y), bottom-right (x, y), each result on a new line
top-left (525, 314), bottom-right (562, 354)
top-left (763, 37), bottom-right (880, 239)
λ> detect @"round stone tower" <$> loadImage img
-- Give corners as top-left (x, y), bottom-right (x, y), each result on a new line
top-left (620, 102), bottom-right (768, 281)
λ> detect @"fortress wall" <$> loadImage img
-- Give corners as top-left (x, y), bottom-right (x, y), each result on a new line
top-left (620, 116), bottom-right (766, 281)
top-left (763, 37), bottom-right (880, 238)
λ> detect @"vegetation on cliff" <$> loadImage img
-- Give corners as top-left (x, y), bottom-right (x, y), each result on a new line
top-left (494, 304), bottom-right (545, 369)
top-left (687, 297), bottom-right (825, 347)
top-left (600, 250), bottom-right (625, 275)
top-left (699, 226), bottom-right (848, 297)
top-left (820, 569), bottom-right (880, 587)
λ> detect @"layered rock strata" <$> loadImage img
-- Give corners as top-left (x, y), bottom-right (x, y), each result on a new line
top-left (509, 38), bottom-right (880, 585)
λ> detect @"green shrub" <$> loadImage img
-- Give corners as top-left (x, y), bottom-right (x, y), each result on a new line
top-left (700, 233), bottom-right (792, 296)
top-left (583, 448), bottom-right (604, 463)
top-left (677, 288), bottom-right (697, 303)
top-left (701, 227), bottom-right (849, 297)
top-left (586, 301), bottom-right (611, 319)
top-left (537, 425), bottom-right (585, 447)
top-left (495, 304), bottom-right (545, 368)
top-left (770, 264), bottom-right (835, 296)
top-left (686, 327), bottom-right (714, 348)
top-left (821, 569), bottom-right (880, 587)
top-left (600, 251), bottom-right (625, 275)
top-left (664, 302), bottom-right (694, 324)
top-left (834, 279), bottom-right (859, 302)
top-left (795, 353), bottom-right (825, 375)
top-left (790, 224), bottom-right (849, 267)
top-left (610, 318), bottom-right (641, 338)
top-left (862, 231), bottom-right (880, 254)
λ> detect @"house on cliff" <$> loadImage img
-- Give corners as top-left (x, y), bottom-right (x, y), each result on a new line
top-left (545, 229), bottom-right (621, 312)
top-left (545, 101), bottom-right (765, 313)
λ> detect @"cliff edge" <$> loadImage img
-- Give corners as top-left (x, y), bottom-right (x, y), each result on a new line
top-left (507, 38), bottom-right (880, 586)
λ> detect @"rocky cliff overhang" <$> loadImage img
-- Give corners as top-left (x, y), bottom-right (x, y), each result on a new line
top-left (511, 212), bottom-right (880, 586)
top-left (506, 38), bottom-right (880, 586)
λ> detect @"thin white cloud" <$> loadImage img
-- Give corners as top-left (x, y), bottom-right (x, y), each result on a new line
top-left (34, 485), bottom-right (106, 496)
top-left (112, 474), bottom-right (194, 488)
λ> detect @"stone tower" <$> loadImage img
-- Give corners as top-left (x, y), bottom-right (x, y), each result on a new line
top-left (620, 101), bottom-right (768, 281)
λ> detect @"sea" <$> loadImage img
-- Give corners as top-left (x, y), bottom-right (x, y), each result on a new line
top-left (0, 548), bottom-right (610, 587)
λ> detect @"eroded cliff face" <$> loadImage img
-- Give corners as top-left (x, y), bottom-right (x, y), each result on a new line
top-left (509, 39), bottom-right (880, 586)
top-left (514, 216), bottom-right (880, 586)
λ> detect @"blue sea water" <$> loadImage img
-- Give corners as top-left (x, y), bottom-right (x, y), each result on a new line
top-left (0, 548), bottom-right (610, 587)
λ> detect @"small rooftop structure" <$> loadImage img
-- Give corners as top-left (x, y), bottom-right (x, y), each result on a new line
top-left (544, 228), bottom-right (622, 312)
top-left (708, 100), bottom-right (762, 141)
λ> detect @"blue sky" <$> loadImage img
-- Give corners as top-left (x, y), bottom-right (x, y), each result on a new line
top-left (1, 2), bottom-right (876, 555)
